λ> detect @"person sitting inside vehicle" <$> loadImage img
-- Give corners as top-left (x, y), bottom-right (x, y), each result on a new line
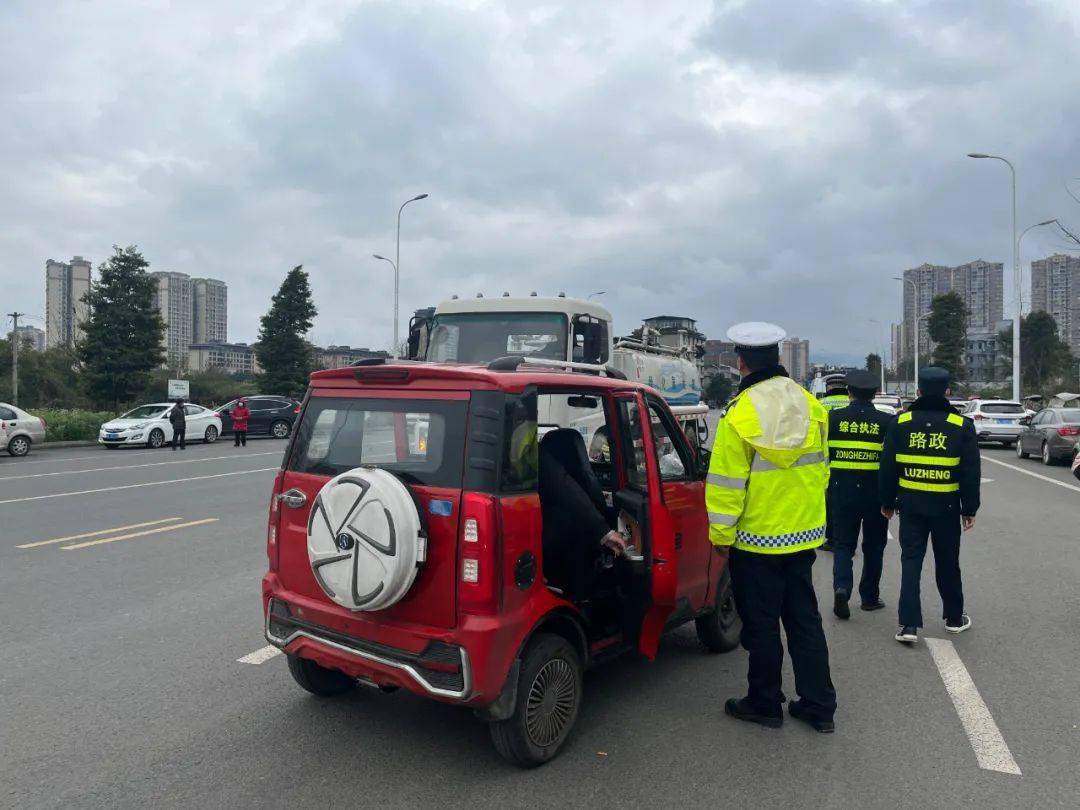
top-left (539, 428), bottom-right (627, 601)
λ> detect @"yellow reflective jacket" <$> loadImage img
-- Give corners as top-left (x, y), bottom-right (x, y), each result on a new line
top-left (705, 374), bottom-right (829, 554)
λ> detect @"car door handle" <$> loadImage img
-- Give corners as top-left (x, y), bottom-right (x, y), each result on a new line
top-left (276, 489), bottom-right (307, 509)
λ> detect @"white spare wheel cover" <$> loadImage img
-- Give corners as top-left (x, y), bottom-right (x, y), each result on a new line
top-left (307, 467), bottom-right (424, 611)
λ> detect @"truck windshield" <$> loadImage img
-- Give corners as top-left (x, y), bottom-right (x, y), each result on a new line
top-left (426, 312), bottom-right (568, 363)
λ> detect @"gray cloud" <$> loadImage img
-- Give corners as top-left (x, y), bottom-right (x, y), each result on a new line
top-left (3, 0), bottom-right (1080, 362)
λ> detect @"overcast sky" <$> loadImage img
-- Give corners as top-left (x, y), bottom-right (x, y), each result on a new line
top-left (4, 0), bottom-right (1080, 363)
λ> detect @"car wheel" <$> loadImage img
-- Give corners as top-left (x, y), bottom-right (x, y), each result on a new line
top-left (286, 654), bottom-right (356, 697)
top-left (1042, 442), bottom-right (1055, 466)
top-left (695, 568), bottom-right (741, 653)
top-left (489, 633), bottom-right (582, 768)
top-left (7, 436), bottom-right (31, 457)
top-left (204, 425), bottom-right (219, 444)
top-left (271, 419), bottom-right (291, 439)
top-left (1016, 440), bottom-right (1029, 459)
top-left (147, 429), bottom-right (165, 449)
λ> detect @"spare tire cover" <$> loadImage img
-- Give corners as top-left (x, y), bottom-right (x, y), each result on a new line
top-left (307, 467), bottom-right (423, 611)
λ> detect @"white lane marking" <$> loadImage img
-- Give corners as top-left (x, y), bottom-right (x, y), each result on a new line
top-left (17, 517), bottom-right (184, 549)
top-left (0, 468), bottom-right (278, 506)
top-left (61, 518), bottom-right (219, 549)
top-left (981, 455), bottom-right (1080, 494)
top-left (925, 638), bottom-right (1022, 776)
top-left (0, 452), bottom-right (279, 481)
top-left (980, 478), bottom-right (994, 483)
top-left (238, 645), bottom-right (283, 665)
top-left (0, 449), bottom-right (166, 466)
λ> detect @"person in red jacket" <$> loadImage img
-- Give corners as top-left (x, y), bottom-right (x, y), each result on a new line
top-left (231, 398), bottom-right (251, 447)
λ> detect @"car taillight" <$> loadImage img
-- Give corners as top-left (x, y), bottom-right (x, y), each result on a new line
top-left (973, 413), bottom-right (986, 420)
top-left (459, 492), bottom-right (500, 614)
top-left (38, 417), bottom-right (47, 429)
top-left (1058, 426), bottom-right (1080, 437)
top-left (267, 471), bottom-right (285, 571)
top-left (293, 403), bottom-right (301, 414)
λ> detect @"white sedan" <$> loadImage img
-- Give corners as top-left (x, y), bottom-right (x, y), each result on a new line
top-left (99, 403), bottom-right (222, 449)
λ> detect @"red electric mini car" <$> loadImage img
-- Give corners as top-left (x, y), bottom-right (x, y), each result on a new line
top-left (262, 359), bottom-right (738, 767)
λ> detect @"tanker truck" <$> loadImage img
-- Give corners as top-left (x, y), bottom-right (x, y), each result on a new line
top-left (406, 293), bottom-right (709, 451)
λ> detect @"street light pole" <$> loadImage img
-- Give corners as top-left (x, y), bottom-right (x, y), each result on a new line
top-left (391, 193), bottom-right (429, 359)
top-left (372, 254), bottom-right (398, 355)
top-left (894, 276), bottom-right (919, 393)
top-left (1017, 219), bottom-right (1059, 313)
top-left (7, 312), bottom-right (25, 406)
top-left (868, 318), bottom-right (887, 391)
top-left (968, 153), bottom-right (1020, 400)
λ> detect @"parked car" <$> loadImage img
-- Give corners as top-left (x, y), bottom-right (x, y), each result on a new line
top-left (263, 360), bottom-right (738, 767)
top-left (217, 395), bottom-right (299, 439)
top-left (99, 403), bottom-right (222, 448)
top-left (963, 399), bottom-right (1027, 446)
top-left (0, 402), bottom-right (46, 457)
top-left (1016, 408), bottom-right (1080, 465)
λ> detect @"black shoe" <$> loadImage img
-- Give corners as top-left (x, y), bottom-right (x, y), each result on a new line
top-left (860, 598), bottom-right (886, 612)
top-left (819, 541), bottom-right (834, 552)
top-left (894, 625), bottom-right (918, 644)
top-left (724, 697), bottom-right (782, 729)
top-left (788, 700), bottom-right (835, 733)
top-left (833, 590), bottom-right (850, 620)
top-left (945, 614), bottom-right (972, 634)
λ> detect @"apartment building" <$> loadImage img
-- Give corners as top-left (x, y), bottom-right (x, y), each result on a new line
top-left (45, 256), bottom-right (92, 349)
top-left (1030, 253), bottom-right (1080, 355)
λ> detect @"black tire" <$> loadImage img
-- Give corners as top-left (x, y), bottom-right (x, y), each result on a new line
top-left (204, 425), bottom-right (219, 444)
top-left (1002, 441), bottom-right (1015, 449)
top-left (1041, 442), bottom-right (1055, 466)
top-left (105, 444), bottom-right (119, 450)
top-left (696, 568), bottom-right (741, 653)
top-left (7, 435), bottom-right (31, 457)
top-left (286, 654), bottom-right (356, 697)
top-left (270, 420), bottom-right (291, 439)
top-left (1016, 441), bottom-right (1029, 459)
top-left (489, 633), bottom-right (582, 768)
top-left (147, 429), bottom-right (165, 449)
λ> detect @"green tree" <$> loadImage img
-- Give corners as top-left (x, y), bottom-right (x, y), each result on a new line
top-left (927, 291), bottom-right (968, 379)
top-left (865, 353), bottom-right (882, 381)
top-left (255, 265), bottom-right (318, 397)
top-left (998, 311), bottom-right (1074, 395)
top-left (705, 374), bottom-right (732, 406)
top-left (76, 246), bottom-right (166, 410)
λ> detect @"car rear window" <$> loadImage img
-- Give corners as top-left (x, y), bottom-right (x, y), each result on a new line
top-left (1059, 409), bottom-right (1080, 421)
top-left (288, 397), bottom-right (466, 487)
top-left (981, 403), bottom-right (1024, 414)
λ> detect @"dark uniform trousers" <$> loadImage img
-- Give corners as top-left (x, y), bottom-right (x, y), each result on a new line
top-left (898, 510), bottom-right (963, 628)
top-left (730, 548), bottom-right (836, 720)
top-left (831, 502), bottom-right (888, 602)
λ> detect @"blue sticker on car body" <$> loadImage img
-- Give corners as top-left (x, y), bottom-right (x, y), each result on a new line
top-left (429, 499), bottom-right (453, 516)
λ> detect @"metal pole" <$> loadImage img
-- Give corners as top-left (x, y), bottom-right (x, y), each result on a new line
top-left (7, 312), bottom-right (25, 406)
top-left (393, 193), bottom-right (429, 359)
top-left (895, 277), bottom-right (919, 393)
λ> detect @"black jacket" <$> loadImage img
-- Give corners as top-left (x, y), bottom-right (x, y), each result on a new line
top-left (828, 400), bottom-right (894, 509)
top-left (879, 396), bottom-right (980, 517)
top-left (169, 404), bottom-right (186, 429)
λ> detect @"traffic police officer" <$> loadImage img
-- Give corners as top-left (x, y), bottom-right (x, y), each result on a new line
top-left (828, 369), bottom-right (893, 619)
top-left (706, 322), bottom-right (836, 733)
top-left (879, 367), bottom-right (980, 644)
top-left (820, 378), bottom-right (850, 411)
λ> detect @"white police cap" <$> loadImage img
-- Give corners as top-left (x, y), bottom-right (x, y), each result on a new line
top-left (726, 321), bottom-right (787, 348)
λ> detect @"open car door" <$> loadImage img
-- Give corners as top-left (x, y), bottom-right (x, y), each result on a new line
top-left (613, 392), bottom-right (678, 660)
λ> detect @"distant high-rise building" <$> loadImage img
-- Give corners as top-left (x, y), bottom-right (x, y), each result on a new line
top-left (45, 256), bottom-right (92, 349)
top-left (9, 324), bottom-right (47, 352)
top-left (149, 271), bottom-right (194, 369)
top-left (188, 341), bottom-right (259, 375)
top-left (780, 337), bottom-right (811, 384)
top-left (890, 323), bottom-right (903, 372)
top-left (900, 260), bottom-right (1004, 363)
top-left (192, 277), bottom-right (228, 343)
top-left (1030, 253), bottom-right (1080, 355)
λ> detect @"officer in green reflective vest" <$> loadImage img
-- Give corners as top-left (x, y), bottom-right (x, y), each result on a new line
top-left (879, 367), bottom-right (980, 644)
top-left (827, 370), bottom-right (893, 619)
top-left (707, 321), bottom-right (836, 733)
top-left (819, 378), bottom-right (849, 552)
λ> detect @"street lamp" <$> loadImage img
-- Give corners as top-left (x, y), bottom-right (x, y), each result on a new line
top-left (372, 253), bottom-right (398, 354)
top-left (386, 193), bottom-right (429, 359)
top-left (894, 276), bottom-right (920, 392)
top-left (1017, 219), bottom-right (1058, 312)
top-left (868, 318), bottom-right (887, 392)
top-left (967, 152), bottom-right (1020, 400)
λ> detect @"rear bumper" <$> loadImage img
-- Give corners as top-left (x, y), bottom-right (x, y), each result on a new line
top-left (264, 597), bottom-right (471, 699)
top-left (975, 426), bottom-right (1023, 441)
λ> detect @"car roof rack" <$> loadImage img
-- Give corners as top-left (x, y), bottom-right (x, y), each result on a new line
top-left (486, 355), bottom-right (627, 380)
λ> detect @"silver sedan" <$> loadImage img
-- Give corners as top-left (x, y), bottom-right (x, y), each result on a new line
top-left (0, 402), bottom-right (47, 457)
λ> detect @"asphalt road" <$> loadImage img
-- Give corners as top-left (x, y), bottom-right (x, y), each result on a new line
top-left (2, 433), bottom-right (1078, 808)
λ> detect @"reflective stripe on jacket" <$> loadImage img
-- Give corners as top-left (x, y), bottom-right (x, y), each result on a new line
top-left (820, 394), bottom-right (849, 411)
top-left (705, 374), bottom-right (829, 554)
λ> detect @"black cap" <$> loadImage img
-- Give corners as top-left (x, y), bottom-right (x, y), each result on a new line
top-left (918, 366), bottom-right (950, 397)
top-left (845, 369), bottom-right (879, 393)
